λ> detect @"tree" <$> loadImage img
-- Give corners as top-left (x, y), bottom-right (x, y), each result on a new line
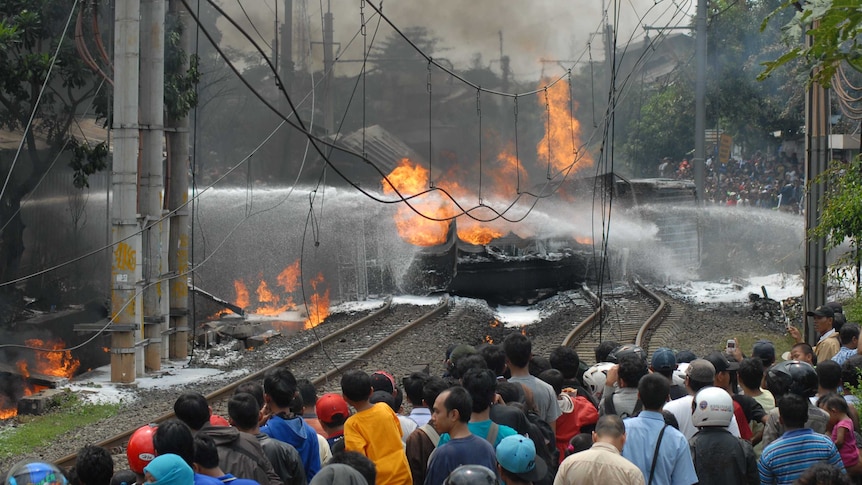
top-left (0, 1), bottom-right (107, 288)
top-left (759, 0), bottom-right (862, 87)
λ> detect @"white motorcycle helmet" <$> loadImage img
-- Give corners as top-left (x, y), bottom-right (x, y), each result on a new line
top-left (692, 386), bottom-right (734, 428)
top-left (672, 363), bottom-right (690, 388)
top-left (582, 362), bottom-right (615, 398)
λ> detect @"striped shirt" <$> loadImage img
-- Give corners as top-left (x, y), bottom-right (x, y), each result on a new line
top-left (758, 428), bottom-right (844, 485)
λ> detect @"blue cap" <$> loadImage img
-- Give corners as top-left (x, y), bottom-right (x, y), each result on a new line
top-left (651, 348), bottom-right (677, 372)
top-left (496, 435), bottom-right (547, 482)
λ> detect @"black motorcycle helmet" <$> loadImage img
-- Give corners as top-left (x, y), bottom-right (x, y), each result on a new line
top-left (766, 360), bottom-right (818, 398)
top-left (443, 465), bottom-right (497, 485)
top-left (607, 344), bottom-right (647, 365)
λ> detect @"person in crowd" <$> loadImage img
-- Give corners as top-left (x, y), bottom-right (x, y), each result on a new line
top-left (758, 394), bottom-right (844, 484)
top-left (662, 359), bottom-right (740, 440)
top-left (424, 386), bottom-right (498, 485)
top-left (567, 433), bottom-right (593, 456)
top-left (4, 461), bottom-right (68, 485)
top-left (143, 454), bottom-right (195, 485)
top-left (819, 394), bottom-right (861, 474)
top-left (548, 346), bottom-right (597, 408)
top-left (841, 356), bottom-right (862, 406)
top-left (594, 341), bottom-right (619, 367)
top-left (445, 345), bottom-right (479, 379)
top-left (260, 367), bottom-right (322, 480)
top-left (406, 376), bottom-right (449, 485)
top-left (790, 305), bottom-right (841, 362)
top-left (752, 340), bottom-right (777, 370)
top-left (816, 361), bottom-right (844, 401)
top-left (538, 368), bottom-right (599, 463)
top-left (437, 368), bottom-right (518, 448)
top-left (297, 379), bottom-right (324, 437)
top-left (833, 324), bottom-right (859, 366)
top-left (702, 351), bottom-right (754, 440)
top-left (327, 451), bottom-right (377, 485)
top-left (127, 424), bottom-right (158, 484)
top-left (688, 387), bottom-right (757, 485)
top-left (495, 434), bottom-right (548, 485)
top-left (440, 465), bottom-right (497, 485)
top-left (478, 344), bottom-right (508, 381)
top-left (151, 419), bottom-right (223, 485)
top-left (761, 360), bottom-right (829, 447)
top-left (315, 392), bottom-right (349, 455)
top-left (504, 333), bottom-right (562, 429)
top-left (307, 464), bottom-right (367, 485)
top-left (649, 347), bottom-right (687, 400)
top-left (403, 372), bottom-right (433, 427)
top-left (737, 357), bottom-right (774, 452)
top-left (787, 343), bottom-right (816, 365)
top-left (340, 369), bottom-right (412, 485)
top-left (675, 350), bottom-right (697, 364)
top-left (109, 470), bottom-right (137, 485)
top-left (75, 445), bottom-right (114, 485)
top-left (174, 393), bottom-right (281, 485)
top-left (228, 393), bottom-right (306, 485)
top-left (794, 463), bottom-right (852, 485)
top-left (371, 371), bottom-right (418, 441)
top-left (599, 353), bottom-right (648, 418)
top-left (553, 414), bottom-right (644, 485)
top-left (370, 390), bottom-right (416, 443)
top-left (621, 373), bottom-right (697, 485)
top-left (193, 434), bottom-right (260, 485)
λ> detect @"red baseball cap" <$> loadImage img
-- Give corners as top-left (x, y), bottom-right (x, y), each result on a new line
top-left (316, 393), bottom-right (349, 424)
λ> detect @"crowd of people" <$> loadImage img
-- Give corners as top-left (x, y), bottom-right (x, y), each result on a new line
top-left (658, 151), bottom-right (805, 212)
top-left (4, 300), bottom-right (862, 485)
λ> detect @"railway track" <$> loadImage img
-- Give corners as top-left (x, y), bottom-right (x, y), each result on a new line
top-left (53, 297), bottom-right (450, 470)
top-left (563, 279), bottom-right (669, 359)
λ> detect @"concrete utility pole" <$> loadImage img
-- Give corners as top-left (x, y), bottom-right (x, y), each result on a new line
top-left (167, 0), bottom-right (191, 360)
top-left (110, 0), bottom-right (142, 383)
top-left (139, 0), bottom-right (166, 374)
top-left (694, 0), bottom-right (707, 203)
top-left (323, 1), bottom-right (334, 133)
top-left (804, 27), bottom-right (829, 342)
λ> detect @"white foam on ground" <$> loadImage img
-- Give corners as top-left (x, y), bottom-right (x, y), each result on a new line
top-left (663, 273), bottom-right (803, 304)
top-left (495, 305), bottom-right (543, 328)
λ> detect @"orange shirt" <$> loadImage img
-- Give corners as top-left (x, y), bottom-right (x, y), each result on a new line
top-left (344, 402), bottom-right (412, 485)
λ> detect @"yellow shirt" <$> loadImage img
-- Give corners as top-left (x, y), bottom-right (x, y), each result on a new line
top-left (344, 402), bottom-right (412, 485)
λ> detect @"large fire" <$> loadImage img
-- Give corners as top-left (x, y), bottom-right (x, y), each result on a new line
top-left (225, 259), bottom-right (331, 331)
top-left (0, 338), bottom-right (79, 420)
top-left (383, 79), bottom-right (593, 247)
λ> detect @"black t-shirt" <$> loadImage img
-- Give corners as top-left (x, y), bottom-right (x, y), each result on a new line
top-left (732, 394), bottom-right (767, 424)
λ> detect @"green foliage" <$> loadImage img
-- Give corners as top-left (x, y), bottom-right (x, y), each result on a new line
top-left (845, 294), bottom-right (862, 324)
top-left (0, 391), bottom-right (119, 459)
top-left (809, 157), bottom-right (862, 249)
top-left (67, 138), bottom-right (108, 188)
top-left (165, 14), bottom-right (200, 120)
top-left (760, 0), bottom-right (862, 86)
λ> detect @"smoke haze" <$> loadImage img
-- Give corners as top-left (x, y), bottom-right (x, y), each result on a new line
top-left (213, 0), bottom-right (696, 80)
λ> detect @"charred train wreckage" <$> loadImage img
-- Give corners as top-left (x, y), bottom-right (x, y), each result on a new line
top-left (402, 174), bottom-right (698, 304)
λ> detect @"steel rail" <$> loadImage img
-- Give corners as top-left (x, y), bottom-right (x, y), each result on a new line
top-left (54, 297), bottom-right (449, 469)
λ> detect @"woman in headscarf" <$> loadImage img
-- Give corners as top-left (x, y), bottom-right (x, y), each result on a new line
top-left (143, 454), bottom-right (194, 485)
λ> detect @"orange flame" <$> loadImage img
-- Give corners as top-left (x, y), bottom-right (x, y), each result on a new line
top-left (483, 335), bottom-right (494, 344)
top-left (234, 280), bottom-right (250, 309)
top-left (537, 79), bottom-right (594, 176)
top-left (277, 261), bottom-right (301, 292)
top-left (304, 273), bottom-right (331, 329)
top-left (382, 159), bottom-right (453, 246)
top-left (23, 338), bottom-right (80, 378)
top-left (575, 236), bottom-right (592, 245)
top-left (255, 280), bottom-right (290, 316)
top-left (490, 319), bottom-right (501, 328)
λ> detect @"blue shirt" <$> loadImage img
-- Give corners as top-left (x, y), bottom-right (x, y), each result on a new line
top-left (832, 347), bottom-right (856, 366)
top-left (216, 474), bottom-right (259, 485)
top-left (261, 414), bottom-right (322, 480)
top-left (758, 428), bottom-right (844, 485)
top-left (621, 410), bottom-right (698, 485)
top-left (424, 434), bottom-right (498, 485)
top-left (437, 420), bottom-right (518, 448)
